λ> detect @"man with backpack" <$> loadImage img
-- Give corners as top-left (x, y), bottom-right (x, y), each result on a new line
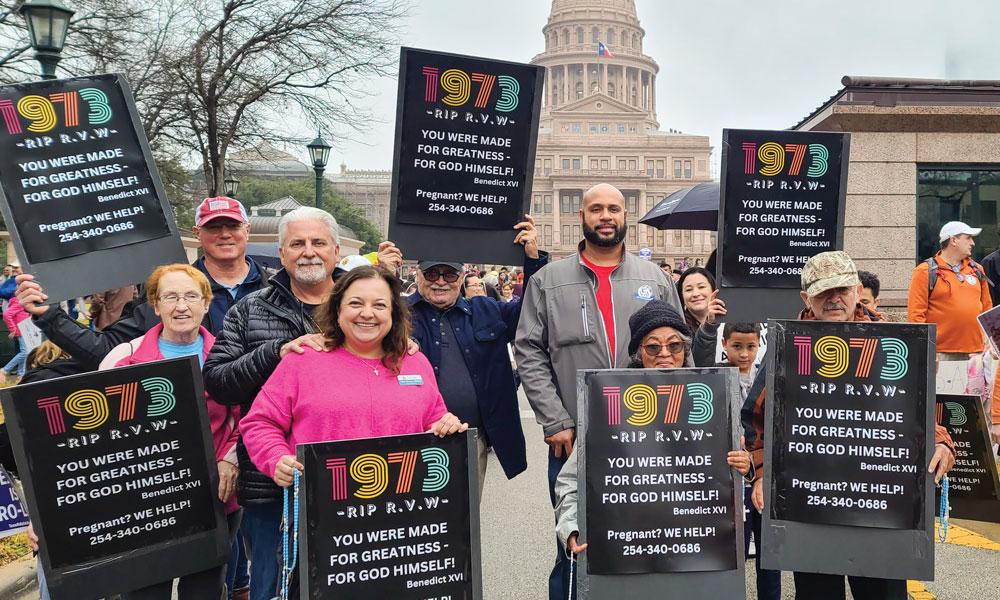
top-left (907, 221), bottom-right (992, 361)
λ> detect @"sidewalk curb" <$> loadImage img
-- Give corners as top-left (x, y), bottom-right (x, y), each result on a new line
top-left (0, 554), bottom-right (38, 599)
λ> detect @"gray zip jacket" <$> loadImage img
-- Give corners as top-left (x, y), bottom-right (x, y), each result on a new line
top-left (514, 242), bottom-right (682, 436)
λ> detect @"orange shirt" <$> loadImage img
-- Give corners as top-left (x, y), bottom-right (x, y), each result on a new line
top-left (908, 254), bottom-right (992, 353)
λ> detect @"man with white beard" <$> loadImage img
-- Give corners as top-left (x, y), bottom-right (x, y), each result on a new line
top-left (204, 207), bottom-right (402, 600)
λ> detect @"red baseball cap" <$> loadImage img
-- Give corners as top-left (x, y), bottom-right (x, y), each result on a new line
top-left (195, 197), bottom-right (250, 227)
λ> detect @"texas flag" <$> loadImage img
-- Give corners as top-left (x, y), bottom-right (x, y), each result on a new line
top-left (598, 42), bottom-right (614, 57)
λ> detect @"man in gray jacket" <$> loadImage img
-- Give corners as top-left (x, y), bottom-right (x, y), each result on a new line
top-left (514, 183), bottom-right (682, 600)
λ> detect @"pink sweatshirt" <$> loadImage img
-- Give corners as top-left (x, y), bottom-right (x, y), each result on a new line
top-left (241, 347), bottom-right (447, 480)
top-left (3, 297), bottom-right (29, 337)
top-left (104, 323), bottom-right (241, 514)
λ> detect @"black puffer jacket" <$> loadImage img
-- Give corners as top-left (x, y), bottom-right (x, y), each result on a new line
top-left (203, 269), bottom-right (320, 504)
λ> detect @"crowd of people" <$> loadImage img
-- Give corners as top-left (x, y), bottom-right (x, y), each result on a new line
top-left (0, 181), bottom-right (990, 600)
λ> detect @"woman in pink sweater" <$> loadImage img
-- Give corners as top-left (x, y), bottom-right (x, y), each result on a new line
top-left (241, 265), bottom-right (467, 488)
top-left (2, 296), bottom-right (30, 380)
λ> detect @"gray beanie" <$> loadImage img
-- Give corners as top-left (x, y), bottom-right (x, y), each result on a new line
top-left (627, 300), bottom-right (692, 356)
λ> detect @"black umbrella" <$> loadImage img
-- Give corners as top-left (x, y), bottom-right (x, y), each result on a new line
top-left (638, 182), bottom-right (719, 231)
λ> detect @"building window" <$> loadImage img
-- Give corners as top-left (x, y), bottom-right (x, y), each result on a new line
top-left (533, 195), bottom-right (542, 214)
top-left (607, 29), bottom-right (615, 45)
top-left (575, 82), bottom-right (583, 99)
top-left (543, 225), bottom-right (553, 247)
top-left (576, 27), bottom-right (584, 44)
top-left (628, 159), bottom-right (637, 170)
top-left (656, 230), bottom-right (665, 247)
top-left (683, 231), bottom-right (692, 246)
top-left (607, 82), bottom-right (615, 98)
top-left (590, 159), bottom-right (599, 170)
top-left (258, 208), bottom-right (277, 217)
top-left (562, 158), bottom-right (570, 170)
top-left (656, 160), bottom-right (665, 178)
top-left (618, 159), bottom-right (627, 170)
top-left (646, 160), bottom-right (654, 177)
top-left (917, 167), bottom-right (1000, 261)
top-left (571, 123), bottom-right (581, 133)
top-left (684, 160), bottom-right (692, 179)
top-left (544, 195), bottom-right (552, 214)
top-left (601, 123), bottom-right (609, 133)
top-left (592, 27), bottom-right (599, 43)
top-left (674, 160), bottom-right (683, 178)
top-left (600, 159), bottom-right (609, 169)
top-left (589, 122), bottom-right (598, 133)
top-left (563, 29), bottom-right (569, 45)
top-left (562, 225), bottom-right (572, 243)
top-left (618, 124), bottom-right (626, 134)
top-left (544, 159), bottom-right (552, 175)
top-left (560, 190), bottom-right (582, 214)
top-left (628, 227), bottom-right (638, 247)
top-left (624, 190), bottom-right (639, 214)
top-left (572, 158), bottom-right (581, 171)
top-left (673, 231), bottom-right (682, 245)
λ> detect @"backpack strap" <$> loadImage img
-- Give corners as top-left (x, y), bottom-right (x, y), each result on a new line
top-left (926, 257), bottom-right (938, 296)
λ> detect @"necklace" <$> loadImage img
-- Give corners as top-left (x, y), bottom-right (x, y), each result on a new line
top-left (347, 350), bottom-right (383, 375)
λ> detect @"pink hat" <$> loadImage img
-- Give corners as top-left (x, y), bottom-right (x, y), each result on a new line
top-left (195, 197), bottom-right (249, 227)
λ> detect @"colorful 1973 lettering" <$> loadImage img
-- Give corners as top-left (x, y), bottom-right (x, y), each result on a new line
top-left (0, 88), bottom-right (112, 135)
top-left (325, 447), bottom-right (451, 501)
top-left (793, 336), bottom-right (908, 380)
top-left (604, 383), bottom-right (714, 427)
top-left (422, 67), bottom-right (519, 112)
top-left (36, 377), bottom-right (176, 436)
top-left (742, 142), bottom-right (828, 178)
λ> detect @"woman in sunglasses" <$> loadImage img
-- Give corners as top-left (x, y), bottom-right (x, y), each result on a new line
top-left (552, 299), bottom-right (752, 559)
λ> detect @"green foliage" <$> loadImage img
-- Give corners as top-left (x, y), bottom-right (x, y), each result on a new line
top-left (236, 178), bottom-right (382, 253)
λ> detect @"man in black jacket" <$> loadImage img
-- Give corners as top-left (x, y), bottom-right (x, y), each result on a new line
top-left (204, 206), bottom-right (402, 600)
top-left (13, 197), bottom-right (268, 368)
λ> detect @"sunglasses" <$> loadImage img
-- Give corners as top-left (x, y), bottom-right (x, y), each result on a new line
top-left (423, 268), bottom-right (460, 283)
top-left (641, 342), bottom-right (686, 356)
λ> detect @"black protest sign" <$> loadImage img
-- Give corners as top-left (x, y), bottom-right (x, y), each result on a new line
top-left (936, 395), bottom-right (1000, 522)
top-left (577, 369), bottom-right (744, 598)
top-left (298, 431), bottom-right (482, 600)
top-left (762, 320), bottom-right (936, 580)
top-left (0, 357), bottom-right (229, 600)
top-left (388, 47), bottom-right (544, 265)
top-left (717, 129), bottom-right (849, 321)
top-left (0, 74), bottom-right (185, 302)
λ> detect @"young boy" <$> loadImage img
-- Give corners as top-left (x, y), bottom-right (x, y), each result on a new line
top-left (720, 323), bottom-right (761, 399)
top-left (720, 322), bottom-right (780, 600)
top-left (858, 270), bottom-right (881, 310)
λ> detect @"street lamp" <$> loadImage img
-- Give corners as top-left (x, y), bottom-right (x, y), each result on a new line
top-left (223, 173), bottom-right (240, 198)
top-left (19, 0), bottom-right (75, 80)
top-left (306, 130), bottom-right (331, 209)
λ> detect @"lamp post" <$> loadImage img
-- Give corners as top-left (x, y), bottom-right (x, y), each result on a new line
top-left (19, 0), bottom-right (75, 80)
top-left (223, 173), bottom-right (240, 198)
top-left (306, 131), bottom-right (331, 209)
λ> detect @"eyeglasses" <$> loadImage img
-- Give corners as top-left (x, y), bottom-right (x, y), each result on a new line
top-left (641, 342), bottom-right (686, 356)
top-left (159, 292), bottom-right (204, 305)
top-left (423, 268), bottom-right (460, 283)
top-left (466, 282), bottom-right (484, 288)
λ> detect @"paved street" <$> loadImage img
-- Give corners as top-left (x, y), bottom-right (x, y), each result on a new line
top-left (479, 389), bottom-right (1000, 599)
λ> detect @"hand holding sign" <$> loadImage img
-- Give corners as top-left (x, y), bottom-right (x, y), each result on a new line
top-left (14, 273), bottom-right (49, 316)
top-left (514, 214), bottom-right (539, 259)
top-left (429, 411), bottom-right (469, 437)
top-left (705, 290), bottom-right (727, 325)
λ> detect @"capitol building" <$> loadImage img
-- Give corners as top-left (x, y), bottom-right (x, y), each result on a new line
top-left (529, 0), bottom-right (715, 264)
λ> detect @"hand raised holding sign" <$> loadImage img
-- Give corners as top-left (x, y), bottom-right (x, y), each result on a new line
top-left (705, 290), bottom-right (727, 326)
top-left (514, 214), bottom-right (539, 259)
top-left (14, 273), bottom-right (49, 316)
top-left (429, 411), bottom-right (469, 437)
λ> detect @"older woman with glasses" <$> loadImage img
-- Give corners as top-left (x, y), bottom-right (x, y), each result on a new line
top-left (99, 264), bottom-right (242, 600)
top-left (552, 299), bottom-right (752, 561)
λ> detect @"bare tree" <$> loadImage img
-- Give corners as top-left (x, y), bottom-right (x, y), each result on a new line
top-left (160, 0), bottom-right (406, 196)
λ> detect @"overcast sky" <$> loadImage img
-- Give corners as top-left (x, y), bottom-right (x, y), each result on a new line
top-left (307, 0), bottom-right (1000, 175)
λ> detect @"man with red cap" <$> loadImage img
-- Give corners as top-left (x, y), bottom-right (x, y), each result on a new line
top-left (14, 196), bottom-right (269, 368)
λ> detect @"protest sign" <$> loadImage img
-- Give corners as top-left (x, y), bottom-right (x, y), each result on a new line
top-left (298, 430), bottom-right (482, 600)
top-left (977, 305), bottom-right (1000, 356)
top-left (18, 318), bottom-right (44, 353)
top-left (936, 395), bottom-right (1000, 522)
top-left (388, 47), bottom-right (544, 265)
top-left (717, 129), bottom-right (849, 322)
top-left (762, 320), bottom-right (935, 580)
top-left (0, 467), bottom-right (28, 539)
top-left (576, 368), bottom-right (744, 599)
top-left (0, 74), bottom-right (186, 303)
top-left (0, 357), bottom-right (229, 600)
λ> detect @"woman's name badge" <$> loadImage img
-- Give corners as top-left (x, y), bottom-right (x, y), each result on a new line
top-left (397, 374), bottom-right (423, 386)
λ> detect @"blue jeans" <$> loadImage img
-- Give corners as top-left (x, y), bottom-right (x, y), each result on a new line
top-left (243, 501), bottom-right (282, 600)
top-left (750, 502), bottom-right (781, 600)
top-left (3, 336), bottom-right (26, 377)
top-left (547, 448), bottom-right (571, 600)
top-left (227, 529), bottom-right (250, 597)
top-left (36, 557), bottom-right (50, 600)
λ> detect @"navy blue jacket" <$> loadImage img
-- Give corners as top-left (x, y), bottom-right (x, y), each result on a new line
top-left (408, 253), bottom-right (548, 479)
